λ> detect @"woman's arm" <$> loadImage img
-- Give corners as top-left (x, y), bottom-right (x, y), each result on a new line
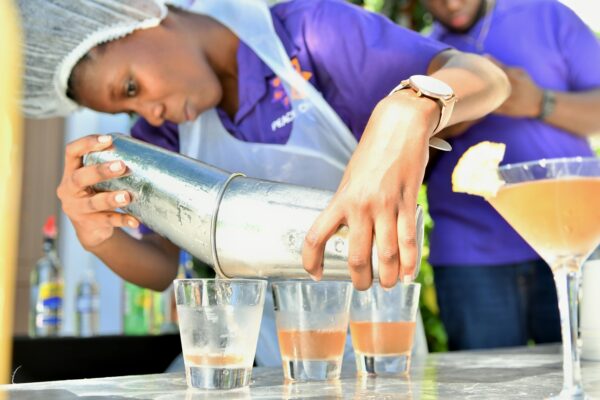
top-left (426, 50), bottom-right (510, 127)
top-left (302, 50), bottom-right (509, 290)
top-left (91, 230), bottom-right (179, 291)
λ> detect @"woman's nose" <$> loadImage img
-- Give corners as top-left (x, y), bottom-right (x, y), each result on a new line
top-left (142, 102), bottom-right (166, 126)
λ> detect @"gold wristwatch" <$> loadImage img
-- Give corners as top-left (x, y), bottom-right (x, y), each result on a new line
top-left (389, 75), bottom-right (456, 151)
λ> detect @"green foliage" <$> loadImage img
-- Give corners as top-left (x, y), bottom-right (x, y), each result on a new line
top-left (416, 186), bottom-right (448, 352)
top-left (593, 137), bottom-right (600, 156)
top-left (349, 0), bottom-right (431, 31)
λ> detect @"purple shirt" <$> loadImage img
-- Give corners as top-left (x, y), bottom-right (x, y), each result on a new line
top-left (132, 0), bottom-right (449, 234)
top-left (427, 0), bottom-right (600, 266)
top-left (133, 0), bottom-right (449, 145)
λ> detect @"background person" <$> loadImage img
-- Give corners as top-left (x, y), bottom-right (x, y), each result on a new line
top-left (421, 0), bottom-right (600, 350)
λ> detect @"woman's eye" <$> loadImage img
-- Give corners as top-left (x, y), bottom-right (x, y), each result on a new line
top-left (125, 79), bottom-right (137, 97)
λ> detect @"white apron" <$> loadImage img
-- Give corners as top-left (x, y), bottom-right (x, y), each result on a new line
top-left (170, 0), bottom-right (427, 366)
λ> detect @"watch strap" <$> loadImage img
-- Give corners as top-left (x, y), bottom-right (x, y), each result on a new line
top-left (389, 80), bottom-right (453, 152)
top-left (537, 90), bottom-right (556, 120)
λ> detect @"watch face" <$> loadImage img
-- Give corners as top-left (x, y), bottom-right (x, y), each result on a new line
top-left (409, 75), bottom-right (454, 98)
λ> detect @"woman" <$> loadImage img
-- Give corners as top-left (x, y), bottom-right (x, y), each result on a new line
top-left (19, 0), bottom-right (509, 364)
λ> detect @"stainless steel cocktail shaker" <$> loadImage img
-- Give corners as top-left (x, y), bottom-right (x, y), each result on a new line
top-left (84, 134), bottom-right (424, 280)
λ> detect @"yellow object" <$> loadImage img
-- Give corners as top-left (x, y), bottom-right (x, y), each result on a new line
top-left (0, 0), bottom-right (23, 385)
top-left (451, 141), bottom-right (506, 198)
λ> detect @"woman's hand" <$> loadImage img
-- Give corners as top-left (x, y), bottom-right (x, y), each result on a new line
top-left (301, 51), bottom-right (510, 290)
top-left (56, 134), bottom-right (139, 250)
top-left (302, 91), bottom-right (438, 290)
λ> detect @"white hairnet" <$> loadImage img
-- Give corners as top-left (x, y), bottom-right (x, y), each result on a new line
top-left (18, 0), bottom-right (168, 118)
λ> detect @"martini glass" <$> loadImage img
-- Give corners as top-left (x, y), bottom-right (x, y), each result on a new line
top-left (487, 157), bottom-right (600, 399)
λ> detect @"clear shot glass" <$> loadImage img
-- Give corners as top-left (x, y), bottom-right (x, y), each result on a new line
top-left (272, 280), bottom-right (352, 381)
top-left (350, 281), bottom-right (421, 375)
top-left (174, 278), bottom-right (267, 390)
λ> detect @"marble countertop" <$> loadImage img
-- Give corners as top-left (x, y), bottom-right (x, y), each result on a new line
top-left (2, 344), bottom-right (599, 399)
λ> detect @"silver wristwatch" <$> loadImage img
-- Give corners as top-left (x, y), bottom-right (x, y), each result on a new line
top-left (389, 75), bottom-right (457, 151)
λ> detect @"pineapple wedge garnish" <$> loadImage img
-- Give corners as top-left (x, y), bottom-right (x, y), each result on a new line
top-left (451, 141), bottom-right (506, 198)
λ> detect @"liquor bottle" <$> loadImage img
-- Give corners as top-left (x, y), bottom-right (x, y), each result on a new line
top-left (75, 266), bottom-right (100, 337)
top-left (29, 216), bottom-right (63, 337)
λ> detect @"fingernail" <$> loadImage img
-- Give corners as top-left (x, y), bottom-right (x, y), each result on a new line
top-left (115, 193), bottom-right (127, 204)
top-left (98, 135), bottom-right (111, 143)
top-left (109, 161), bottom-right (123, 172)
top-left (128, 219), bottom-right (138, 228)
top-left (382, 283), bottom-right (394, 292)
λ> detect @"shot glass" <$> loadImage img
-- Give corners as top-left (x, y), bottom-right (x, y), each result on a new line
top-left (350, 281), bottom-right (421, 375)
top-left (174, 278), bottom-right (267, 390)
top-left (271, 280), bottom-right (352, 381)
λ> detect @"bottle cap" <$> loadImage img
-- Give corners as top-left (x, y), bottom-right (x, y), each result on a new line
top-left (42, 215), bottom-right (57, 238)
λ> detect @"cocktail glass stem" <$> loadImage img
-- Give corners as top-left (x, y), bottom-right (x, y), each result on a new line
top-left (553, 266), bottom-right (584, 399)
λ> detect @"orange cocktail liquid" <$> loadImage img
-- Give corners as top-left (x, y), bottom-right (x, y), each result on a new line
top-left (277, 329), bottom-right (346, 360)
top-left (184, 353), bottom-right (244, 366)
top-left (350, 321), bottom-right (416, 355)
top-left (488, 177), bottom-right (600, 270)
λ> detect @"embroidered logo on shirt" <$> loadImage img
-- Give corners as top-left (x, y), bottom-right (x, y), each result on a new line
top-left (270, 58), bottom-right (313, 132)
top-left (270, 57), bottom-right (313, 107)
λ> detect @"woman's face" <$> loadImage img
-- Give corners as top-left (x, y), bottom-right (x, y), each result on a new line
top-left (423, 0), bottom-right (484, 32)
top-left (71, 22), bottom-right (222, 126)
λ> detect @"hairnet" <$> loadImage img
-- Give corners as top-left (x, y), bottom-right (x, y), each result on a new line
top-left (18, 0), bottom-right (168, 118)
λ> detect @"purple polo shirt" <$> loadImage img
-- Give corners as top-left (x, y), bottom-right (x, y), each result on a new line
top-left (132, 0), bottom-right (449, 145)
top-left (132, 0), bottom-right (449, 234)
top-left (427, 0), bottom-right (600, 266)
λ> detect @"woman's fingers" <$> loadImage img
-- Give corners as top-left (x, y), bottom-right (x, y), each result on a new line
top-left (89, 211), bottom-right (138, 230)
top-left (302, 191), bottom-right (422, 288)
top-left (74, 211), bottom-right (139, 247)
top-left (59, 134), bottom-right (124, 201)
top-left (68, 160), bottom-right (126, 192)
top-left (63, 134), bottom-right (113, 174)
top-left (81, 191), bottom-right (131, 213)
top-left (397, 204), bottom-right (418, 281)
top-left (303, 198), bottom-right (422, 287)
top-left (374, 211), bottom-right (400, 288)
top-left (347, 213), bottom-right (374, 291)
top-left (58, 134), bottom-right (138, 250)
top-left (302, 204), bottom-right (344, 281)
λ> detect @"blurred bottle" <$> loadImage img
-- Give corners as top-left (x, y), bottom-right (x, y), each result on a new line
top-left (123, 252), bottom-right (197, 335)
top-left (178, 251), bottom-right (195, 280)
top-left (29, 216), bottom-right (63, 337)
top-left (159, 285), bottom-right (177, 334)
top-left (159, 251), bottom-right (196, 333)
top-left (149, 290), bottom-right (164, 335)
top-left (75, 266), bottom-right (100, 337)
top-left (122, 282), bottom-right (150, 335)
